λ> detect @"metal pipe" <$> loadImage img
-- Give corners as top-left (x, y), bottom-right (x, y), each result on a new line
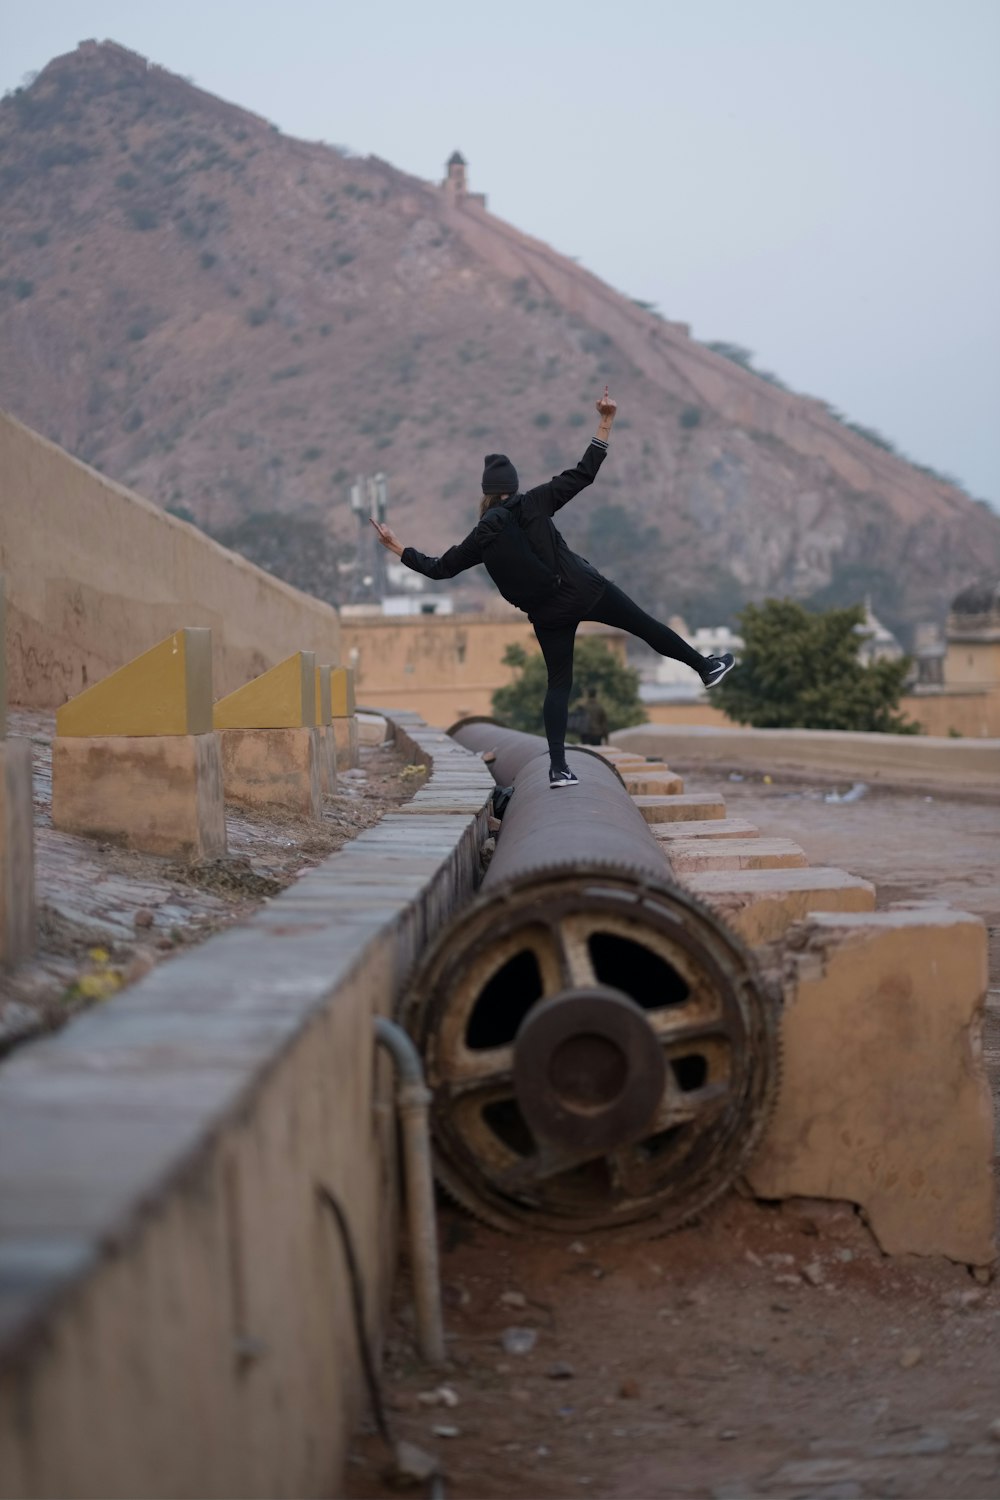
top-left (397, 720), bottom-right (779, 1237)
top-left (448, 717), bottom-right (627, 791)
top-left (374, 1016), bottom-right (446, 1366)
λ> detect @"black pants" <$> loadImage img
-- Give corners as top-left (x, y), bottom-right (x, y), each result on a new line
top-left (532, 581), bottom-right (707, 770)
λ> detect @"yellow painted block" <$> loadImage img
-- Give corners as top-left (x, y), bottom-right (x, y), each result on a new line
top-left (0, 576), bottom-right (6, 737)
top-left (214, 651), bottom-right (316, 730)
top-left (330, 665), bottom-right (356, 718)
top-left (315, 664), bottom-right (333, 726)
top-left (56, 628), bottom-right (212, 738)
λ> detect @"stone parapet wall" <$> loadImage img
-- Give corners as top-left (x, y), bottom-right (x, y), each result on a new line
top-left (0, 713), bottom-right (495, 1500)
top-left (612, 724), bottom-right (1000, 794)
top-left (0, 411), bottom-right (340, 709)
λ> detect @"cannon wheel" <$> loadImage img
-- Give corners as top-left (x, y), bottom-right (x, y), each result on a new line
top-left (401, 864), bottom-right (780, 1237)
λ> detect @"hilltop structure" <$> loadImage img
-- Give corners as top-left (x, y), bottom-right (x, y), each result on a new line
top-left (442, 149), bottom-right (486, 207)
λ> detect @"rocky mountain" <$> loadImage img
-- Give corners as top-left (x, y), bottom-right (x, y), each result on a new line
top-left (2, 40), bottom-right (998, 637)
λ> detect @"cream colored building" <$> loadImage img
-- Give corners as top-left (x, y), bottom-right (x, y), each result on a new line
top-left (341, 611), bottom-right (626, 728)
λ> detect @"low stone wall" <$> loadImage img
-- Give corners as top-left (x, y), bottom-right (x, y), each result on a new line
top-left (612, 724), bottom-right (1000, 794)
top-left (0, 411), bottom-right (341, 709)
top-left (0, 713), bottom-right (495, 1500)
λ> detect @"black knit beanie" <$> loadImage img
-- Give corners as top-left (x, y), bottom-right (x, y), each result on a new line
top-left (482, 453), bottom-right (518, 495)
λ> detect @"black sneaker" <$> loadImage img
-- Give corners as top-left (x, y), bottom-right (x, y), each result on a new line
top-left (701, 652), bottom-right (735, 688)
top-left (549, 766), bottom-right (580, 789)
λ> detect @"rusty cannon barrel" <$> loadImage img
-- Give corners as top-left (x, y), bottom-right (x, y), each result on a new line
top-left (401, 721), bottom-right (778, 1236)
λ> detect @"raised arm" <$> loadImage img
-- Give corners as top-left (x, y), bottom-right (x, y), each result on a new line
top-left (522, 388), bottom-right (618, 517)
top-left (371, 519), bottom-right (483, 580)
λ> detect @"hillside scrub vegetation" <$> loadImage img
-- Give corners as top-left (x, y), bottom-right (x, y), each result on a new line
top-left (713, 600), bottom-right (918, 734)
top-left (209, 512), bottom-right (350, 606)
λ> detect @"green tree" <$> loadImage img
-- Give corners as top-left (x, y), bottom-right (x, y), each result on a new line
top-left (492, 637), bottom-right (647, 737)
top-left (714, 599), bottom-right (918, 733)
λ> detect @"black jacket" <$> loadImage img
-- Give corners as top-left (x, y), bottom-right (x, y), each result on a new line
top-left (400, 440), bottom-right (609, 620)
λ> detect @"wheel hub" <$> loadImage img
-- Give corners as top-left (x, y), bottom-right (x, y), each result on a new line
top-left (513, 987), bottom-right (666, 1154)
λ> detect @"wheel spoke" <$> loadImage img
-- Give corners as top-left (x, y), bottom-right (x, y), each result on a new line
top-left (646, 1009), bottom-right (730, 1047)
top-left (646, 1079), bottom-right (730, 1132)
top-left (432, 1042), bottom-right (514, 1093)
top-left (546, 915), bottom-right (599, 989)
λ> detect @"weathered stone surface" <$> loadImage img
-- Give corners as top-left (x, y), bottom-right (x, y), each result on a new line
top-left (622, 769), bottom-right (685, 796)
top-left (633, 792), bottom-right (725, 823)
top-left (357, 712), bottom-right (389, 746)
top-left (0, 739), bottom-right (35, 967)
top-left (51, 732), bottom-right (226, 859)
top-left (218, 725), bottom-right (321, 818)
top-left (333, 714), bottom-right (360, 771)
top-left (652, 816), bottom-right (760, 841)
top-left (319, 724), bottom-right (338, 795)
top-left (667, 837), bottom-right (807, 874)
top-left (330, 665), bottom-right (357, 717)
top-left (0, 709), bottom-right (493, 1500)
top-left (748, 908), bottom-right (996, 1267)
top-left (56, 627), bottom-right (213, 738)
top-left (214, 649), bottom-right (316, 730)
top-left (684, 867), bottom-right (875, 944)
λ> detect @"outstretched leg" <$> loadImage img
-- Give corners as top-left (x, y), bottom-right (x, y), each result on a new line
top-left (532, 620), bottom-right (579, 773)
top-left (587, 582), bottom-right (708, 673)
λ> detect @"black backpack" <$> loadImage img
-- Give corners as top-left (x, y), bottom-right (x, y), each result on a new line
top-left (476, 502), bottom-right (560, 611)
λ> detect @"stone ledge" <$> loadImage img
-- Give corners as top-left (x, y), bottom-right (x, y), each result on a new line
top-left (613, 725), bottom-right (1000, 796)
top-left (633, 792), bottom-right (725, 823)
top-left (652, 816), bottom-right (760, 841)
top-left (667, 837), bottom-right (807, 874)
top-left (747, 908), bottom-right (996, 1267)
top-left (684, 866), bottom-right (876, 945)
top-left (0, 710), bottom-right (494, 1499)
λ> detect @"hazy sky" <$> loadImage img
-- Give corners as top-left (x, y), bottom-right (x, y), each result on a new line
top-left (4, 0), bottom-right (999, 506)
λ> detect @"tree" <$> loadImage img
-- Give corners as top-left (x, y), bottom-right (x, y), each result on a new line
top-left (492, 637), bottom-right (647, 737)
top-left (714, 599), bottom-right (918, 733)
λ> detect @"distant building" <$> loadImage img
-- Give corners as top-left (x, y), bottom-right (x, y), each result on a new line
top-left (944, 579), bottom-right (1000, 688)
top-left (637, 617), bottom-right (743, 696)
top-left (911, 621), bottom-right (946, 687)
top-left (441, 150), bottom-right (487, 208)
top-left (900, 578), bottom-right (1000, 736)
top-left (444, 150), bottom-right (467, 195)
top-left (854, 597), bottom-right (903, 666)
top-left (341, 595), bottom-right (454, 619)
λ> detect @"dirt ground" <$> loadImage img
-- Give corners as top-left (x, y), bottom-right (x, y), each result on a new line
top-left (0, 710), bottom-right (416, 1052)
top-left (345, 773), bottom-right (1000, 1500)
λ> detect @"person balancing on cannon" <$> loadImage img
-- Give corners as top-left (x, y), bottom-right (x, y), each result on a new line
top-left (372, 388), bottom-right (734, 787)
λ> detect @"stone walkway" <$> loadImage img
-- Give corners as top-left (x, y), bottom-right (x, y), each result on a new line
top-left (0, 709), bottom-right (412, 1051)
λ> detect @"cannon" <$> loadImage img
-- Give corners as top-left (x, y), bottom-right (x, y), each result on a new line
top-left (401, 722), bottom-right (779, 1235)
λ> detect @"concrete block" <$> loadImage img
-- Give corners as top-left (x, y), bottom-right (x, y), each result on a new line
top-left (321, 725), bottom-right (338, 795)
top-left (358, 712), bottom-right (389, 746)
top-left (641, 793), bottom-right (727, 823)
top-left (668, 837), bottom-right (808, 874)
top-left (315, 663), bottom-right (332, 726)
top-left (747, 908), bottom-right (996, 1267)
top-left (0, 738), bottom-right (35, 967)
top-left (52, 734), bottom-right (226, 859)
top-left (214, 651), bottom-right (316, 730)
top-left (333, 714), bottom-right (360, 771)
top-left (684, 867), bottom-right (876, 945)
top-left (56, 627), bottom-right (212, 738)
top-left (652, 816), bottom-right (760, 841)
top-left (330, 665), bottom-right (356, 718)
top-left (623, 769), bottom-right (685, 796)
top-left (633, 791), bottom-right (721, 823)
top-left (218, 726), bottom-right (322, 818)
